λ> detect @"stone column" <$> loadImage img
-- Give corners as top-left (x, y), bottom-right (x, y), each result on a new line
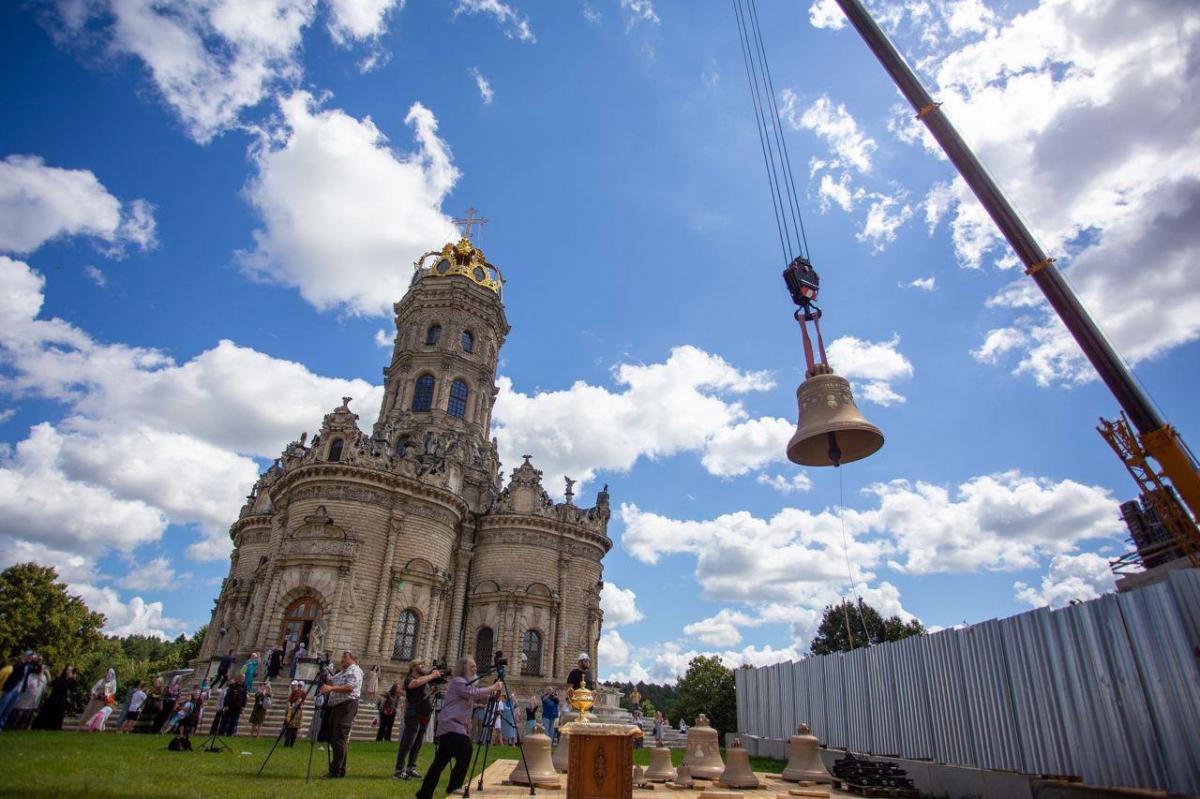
top-left (547, 598), bottom-right (560, 680)
top-left (378, 566), bottom-right (399, 657)
top-left (555, 555), bottom-right (570, 679)
top-left (445, 544), bottom-right (474, 659)
top-left (368, 517), bottom-right (401, 655)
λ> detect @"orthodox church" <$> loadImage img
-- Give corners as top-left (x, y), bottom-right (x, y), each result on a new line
top-left (196, 224), bottom-right (611, 692)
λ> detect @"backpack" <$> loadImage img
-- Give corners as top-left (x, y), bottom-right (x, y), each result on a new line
top-left (167, 735), bottom-right (192, 751)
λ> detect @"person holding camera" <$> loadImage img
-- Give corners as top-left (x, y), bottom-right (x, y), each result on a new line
top-left (414, 656), bottom-right (503, 799)
top-left (319, 650), bottom-right (363, 780)
top-left (394, 661), bottom-right (443, 779)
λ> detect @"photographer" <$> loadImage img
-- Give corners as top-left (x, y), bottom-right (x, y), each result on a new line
top-left (414, 656), bottom-right (503, 799)
top-left (394, 661), bottom-right (443, 779)
top-left (319, 650), bottom-right (363, 780)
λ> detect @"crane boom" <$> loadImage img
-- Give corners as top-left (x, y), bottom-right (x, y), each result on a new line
top-left (831, 0), bottom-right (1200, 533)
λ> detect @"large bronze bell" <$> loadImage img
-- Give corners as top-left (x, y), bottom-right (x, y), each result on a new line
top-left (781, 723), bottom-right (833, 784)
top-left (508, 723), bottom-right (561, 787)
top-left (645, 745), bottom-right (678, 782)
top-left (719, 739), bottom-right (761, 789)
top-left (786, 368), bottom-right (883, 467)
top-left (682, 714), bottom-right (725, 780)
top-left (552, 709), bottom-right (582, 772)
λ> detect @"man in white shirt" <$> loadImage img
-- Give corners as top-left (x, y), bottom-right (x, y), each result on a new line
top-left (119, 681), bottom-right (147, 733)
top-left (319, 650), bottom-right (363, 779)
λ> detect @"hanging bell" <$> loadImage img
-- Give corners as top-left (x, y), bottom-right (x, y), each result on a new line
top-left (719, 739), bottom-right (761, 789)
top-left (682, 714), bottom-right (725, 780)
top-left (781, 723), bottom-right (833, 784)
top-left (508, 723), bottom-right (561, 787)
top-left (646, 745), bottom-right (678, 782)
top-left (786, 368), bottom-right (883, 467)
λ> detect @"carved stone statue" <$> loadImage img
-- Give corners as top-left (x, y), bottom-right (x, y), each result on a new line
top-left (311, 617), bottom-right (327, 653)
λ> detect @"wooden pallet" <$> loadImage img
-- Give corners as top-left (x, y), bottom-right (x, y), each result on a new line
top-left (833, 781), bottom-right (918, 798)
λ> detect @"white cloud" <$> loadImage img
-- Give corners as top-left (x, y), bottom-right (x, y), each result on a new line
top-left (825, 335), bottom-right (913, 405)
top-left (52, 1), bottom-right (405, 141)
top-left (598, 629), bottom-right (630, 667)
top-left (866, 471), bottom-right (1122, 574)
top-left (84, 265), bottom-right (107, 287)
top-left (0, 256), bottom-right (384, 570)
top-left (0, 155), bottom-right (156, 255)
top-left (240, 91), bottom-right (459, 316)
top-left (878, 0), bottom-right (1200, 382)
top-left (808, 0), bottom-right (845, 30)
top-left (493, 345), bottom-right (778, 495)
top-left (582, 4), bottom-right (602, 25)
top-left (374, 328), bottom-right (392, 347)
top-left (0, 423), bottom-right (167, 557)
top-left (971, 325), bottom-right (1026, 364)
top-left (781, 92), bottom-right (876, 173)
top-left (117, 555), bottom-right (178, 591)
top-left (619, 0), bottom-right (660, 28)
top-left (757, 471), bottom-right (813, 494)
top-left (470, 67), bottom-right (495, 104)
top-left (74, 583), bottom-right (188, 639)
top-left (453, 0), bottom-right (535, 43)
top-left (902, 276), bottom-right (936, 291)
top-left (683, 609), bottom-right (746, 647)
top-left (858, 190), bottom-right (914, 250)
top-left (1014, 551), bottom-right (1115, 608)
top-left (817, 172), bottom-right (856, 212)
top-left (326, 0), bottom-right (403, 44)
top-left (600, 582), bottom-right (643, 627)
top-left (701, 416), bottom-right (794, 478)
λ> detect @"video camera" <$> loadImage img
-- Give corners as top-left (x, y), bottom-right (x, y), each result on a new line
top-left (429, 658), bottom-right (449, 686)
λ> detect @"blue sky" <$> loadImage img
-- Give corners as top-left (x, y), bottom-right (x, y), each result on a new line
top-left (1, 0), bottom-right (1197, 682)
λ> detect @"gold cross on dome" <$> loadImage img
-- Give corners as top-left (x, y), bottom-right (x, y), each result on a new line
top-left (454, 207), bottom-right (489, 239)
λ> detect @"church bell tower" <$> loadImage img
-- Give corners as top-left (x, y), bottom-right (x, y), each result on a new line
top-left (372, 211), bottom-right (509, 513)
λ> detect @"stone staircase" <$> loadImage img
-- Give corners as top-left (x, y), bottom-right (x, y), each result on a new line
top-left (635, 717), bottom-right (688, 749)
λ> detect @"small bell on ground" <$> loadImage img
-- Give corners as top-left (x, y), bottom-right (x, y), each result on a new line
top-left (719, 739), bottom-right (761, 789)
top-left (671, 765), bottom-right (696, 789)
top-left (633, 765), bottom-right (648, 787)
top-left (646, 745), bottom-right (678, 782)
top-left (781, 723), bottom-right (833, 784)
top-left (508, 723), bottom-right (561, 787)
top-left (552, 710), bottom-right (581, 773)
top-left (786, 367), bottom-right (883, 467)
top-left (683, 714), bottom-right (725, 780)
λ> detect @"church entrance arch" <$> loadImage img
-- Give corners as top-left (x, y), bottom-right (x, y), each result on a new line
top-left (279, 596), bottom-right (321, 654)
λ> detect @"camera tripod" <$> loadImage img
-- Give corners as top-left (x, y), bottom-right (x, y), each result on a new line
top-left (255, 675), bottom-right (330, 782)
top-left (198, 713), bottom-right (234, 754)
top-left (463, 663), bottom-right (537, 798)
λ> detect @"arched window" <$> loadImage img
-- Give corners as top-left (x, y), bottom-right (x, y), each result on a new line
top-left (474, 626), bottom-right (494, 668)
top-left (425, 324), bottom-right (442, 345)
top-left (461, 330), bottom-right (474, 353)
top-left (393, 609), bottom-right (420, 660)
top-left (327, 438), bottom-right (343, 462)
top-left (412, 374), bottom-right (435, 412)
top-left (448, 379), bottom-right (469, 418)
top-left (522, 630), bottom-right (542, 676)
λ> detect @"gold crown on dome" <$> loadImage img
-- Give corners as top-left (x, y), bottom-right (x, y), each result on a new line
top-left (415, 236), bottom-right (504, 296)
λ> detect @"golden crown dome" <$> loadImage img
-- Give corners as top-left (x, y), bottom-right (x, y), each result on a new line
top-left (412, 236), bottom-right (504, 296)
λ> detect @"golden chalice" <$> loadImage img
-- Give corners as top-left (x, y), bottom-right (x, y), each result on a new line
top-left (568, 687), bottom-right (594, 721)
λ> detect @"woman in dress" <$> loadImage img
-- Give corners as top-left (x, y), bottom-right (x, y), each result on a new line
top-left (248, 680), bottom-right (272, 737)
top-left (32, 665), bottom-right (75, 731)
top-left (284, 680), bottom-right (305, 747)
top-left (499, 696), bottom-right (518, 746)
top-left (652, 711), bottom-right (665, 745)
top-left (8, 657), bottom-right (48, 730)
top-left (82, 668), bottom-right (117, 730)
top-left (363, 663), bottom-right (380, 703)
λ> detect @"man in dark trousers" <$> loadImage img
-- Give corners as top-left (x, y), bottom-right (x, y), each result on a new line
top-left (211, 649), bottom-right (234, 689)
top-left (266, 644), bottom-right (284, 682)
top-left (220, 676), bottom-right (247, 736)
top-left (320, 650), bottom-right (363, 779)
top-left (415, 656), bottom-right (503, 799)
top-left (394, 661), bottom-right (444, 779)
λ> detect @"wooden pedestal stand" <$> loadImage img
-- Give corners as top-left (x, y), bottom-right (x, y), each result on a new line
top-left (565, 723), bottom-right (643, 799)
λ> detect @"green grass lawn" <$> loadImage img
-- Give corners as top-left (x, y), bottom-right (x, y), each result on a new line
top-left (0, 732), bottom-right (785, 798)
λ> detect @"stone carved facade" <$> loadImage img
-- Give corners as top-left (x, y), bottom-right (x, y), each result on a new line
top-left (198, 236), bottom-right (611, 692)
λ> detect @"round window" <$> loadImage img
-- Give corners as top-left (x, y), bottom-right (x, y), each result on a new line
top-left (436, 258), bottom-right (451, 274)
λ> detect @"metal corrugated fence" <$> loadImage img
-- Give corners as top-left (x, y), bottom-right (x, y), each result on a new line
top-left (733, 569), bottom-right (1200, 795)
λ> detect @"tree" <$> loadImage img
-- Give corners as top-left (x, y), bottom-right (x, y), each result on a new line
top-left (674, 655), bottom-right (736, 739)
top-left (0, 563), bottom-right (105, 668)
top-left (809, 599), bottom-right (926, 656)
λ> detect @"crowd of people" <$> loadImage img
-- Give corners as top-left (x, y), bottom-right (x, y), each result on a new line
top-left (1, 644), bottom-right (686, 788)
